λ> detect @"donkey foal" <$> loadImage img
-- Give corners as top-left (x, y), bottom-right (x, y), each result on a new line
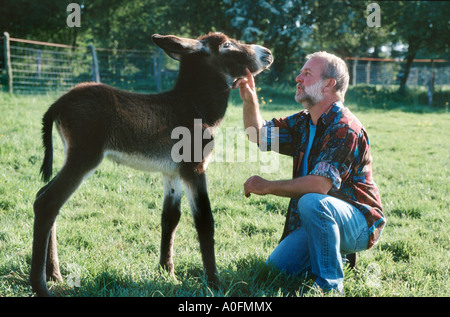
top-left (30, 33), bottom-right (273, 296)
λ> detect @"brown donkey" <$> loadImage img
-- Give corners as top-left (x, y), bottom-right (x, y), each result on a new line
top-left (31, 33), bottom-right (273, 296)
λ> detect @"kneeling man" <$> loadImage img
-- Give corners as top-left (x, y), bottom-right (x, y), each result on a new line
top-left (234, 52), bottom-right (386, 293)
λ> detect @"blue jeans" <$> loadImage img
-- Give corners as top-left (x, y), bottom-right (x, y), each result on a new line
top-left (266, 193), bottom-right (369, 292)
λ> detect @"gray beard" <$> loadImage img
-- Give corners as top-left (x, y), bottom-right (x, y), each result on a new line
top-left (296, 79), bottom-right (325, 109)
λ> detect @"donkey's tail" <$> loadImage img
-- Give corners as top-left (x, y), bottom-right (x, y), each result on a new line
top-left (40, 107), bottom-right (57, 182)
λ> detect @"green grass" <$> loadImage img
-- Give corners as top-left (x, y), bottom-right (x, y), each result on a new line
top-left (0, 88), bottom-right (449, 297)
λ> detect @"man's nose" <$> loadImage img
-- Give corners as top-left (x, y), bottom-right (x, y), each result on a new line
top-left (296, 74), bottom-right (303, 83)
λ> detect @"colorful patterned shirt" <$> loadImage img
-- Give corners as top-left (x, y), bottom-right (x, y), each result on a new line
top-left (259, 101), bottom-right (385, 249)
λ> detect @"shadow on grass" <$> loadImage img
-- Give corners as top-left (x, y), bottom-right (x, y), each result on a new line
top-left (20, 255), bottom-right (314, 297)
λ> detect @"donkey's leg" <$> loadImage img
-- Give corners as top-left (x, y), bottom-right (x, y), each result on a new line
top-left (183, 172), bottom-right (219, 285)
top-left (34, 178), bottom-right (62, 282)
top-left (46, 223), bottom-right (62, 281)
top-left (159, 173), bottom-right (182, 276)
top-left (31, 153), bottom-right (102, 297)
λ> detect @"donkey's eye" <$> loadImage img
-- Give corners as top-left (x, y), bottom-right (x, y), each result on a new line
top-left (223, 42), bottom-right (232, 49)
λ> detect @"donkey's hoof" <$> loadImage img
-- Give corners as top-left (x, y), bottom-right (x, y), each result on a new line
top-left (47, 272), bottom-right (63, 283)
top-left (206, 272), bottom-right (220, 289)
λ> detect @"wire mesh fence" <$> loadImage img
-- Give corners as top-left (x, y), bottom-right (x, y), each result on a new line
top-left (346, 57), bottom-right (450, 87)
top-left (95, 47), bottom-right (177, 92)
top-left (1, 33), bottom-right (178, 95)
top-left (8, 42), bottom-right (91, 94)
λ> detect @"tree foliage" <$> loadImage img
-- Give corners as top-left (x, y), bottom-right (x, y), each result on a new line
top-left (1, 0), bottom-right (448, 85)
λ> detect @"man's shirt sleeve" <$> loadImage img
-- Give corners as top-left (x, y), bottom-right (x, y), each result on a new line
top-left (258, 115), bottom-right (297, 156)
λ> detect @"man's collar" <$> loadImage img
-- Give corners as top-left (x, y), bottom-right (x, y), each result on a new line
top-left (319, 101), bottom-right (343, 126)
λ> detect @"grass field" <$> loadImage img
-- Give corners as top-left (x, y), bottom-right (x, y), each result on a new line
top-left (0, 87), bottom-right (449, 297)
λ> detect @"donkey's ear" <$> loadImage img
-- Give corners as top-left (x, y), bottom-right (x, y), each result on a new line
top-left (152, 34), bottom-right (203, 60)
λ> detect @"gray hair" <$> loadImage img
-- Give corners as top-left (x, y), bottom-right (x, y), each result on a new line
top-left (306, 51), bottom-right (349, 101)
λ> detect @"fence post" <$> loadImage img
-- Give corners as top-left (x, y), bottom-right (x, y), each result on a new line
top-left (3, 32), bottom-right (13, 94)
top-left (428, 59), bottom-right (435, 107)
top-left (154, 48), bottom-right (162, 92)
top-left (88, 44), bottom-right (100, 83)
top-left (36, 49), bottom-right (42, 78)
top-left (366, 61), bottom-right (371, 84)
top-left (352, 58), bottom-right (358, 85)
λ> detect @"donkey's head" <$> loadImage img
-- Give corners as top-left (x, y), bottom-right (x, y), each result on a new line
top-left (152, 32), bottom-right (273, 87)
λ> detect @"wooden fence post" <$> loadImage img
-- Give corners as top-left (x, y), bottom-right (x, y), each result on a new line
top-left (88, 44), bottom-right (100, 83)
top-left (3, 32), bottom-right (13, 94)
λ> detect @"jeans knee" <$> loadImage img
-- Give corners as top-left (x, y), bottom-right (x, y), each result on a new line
top-left (298, 193), bottom-right (323, 211)
top-left (298, 193), bottom-right (327, 221)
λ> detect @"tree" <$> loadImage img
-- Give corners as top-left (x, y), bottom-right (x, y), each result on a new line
top-left (301, 0), bottom-right (389, 57)
top-left (224, 0), bottom-right (312, 82)
top-left (383, 1), bottom-right (450, 93)
top-left (0, 0), bottom-right (76, 44)
top-left (165, 0), bottom-right (234, 37)
top-left (1, 0), bottom-right (447, 89)
top-left (82, 0), bottom-right (230, 50)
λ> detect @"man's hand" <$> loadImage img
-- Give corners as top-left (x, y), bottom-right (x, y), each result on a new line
top-left (233, 68), bottom-right (258, 104)
top-left (244, 175), bottom-right (271, 198)
top-left (235, 68), bottom-right (263, 143)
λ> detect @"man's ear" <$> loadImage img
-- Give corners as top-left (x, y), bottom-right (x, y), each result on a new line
top-left (152, 34), bottom-right (203, 60)
top-left (323, 78), bottom-right (337, 93)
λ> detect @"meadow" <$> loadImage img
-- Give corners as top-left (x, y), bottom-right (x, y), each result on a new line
top-left (0, 86), bottom-right (449, 297)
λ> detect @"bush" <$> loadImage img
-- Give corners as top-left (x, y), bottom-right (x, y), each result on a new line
top-left (345, 84), bottom-right (450, 109)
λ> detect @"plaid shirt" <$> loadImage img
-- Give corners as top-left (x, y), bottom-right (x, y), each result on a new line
top-left (260, 101), bottom-right (385, 249)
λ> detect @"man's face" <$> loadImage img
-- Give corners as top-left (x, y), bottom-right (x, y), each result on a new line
top-left (295, 58), bottom-right (325, 108)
